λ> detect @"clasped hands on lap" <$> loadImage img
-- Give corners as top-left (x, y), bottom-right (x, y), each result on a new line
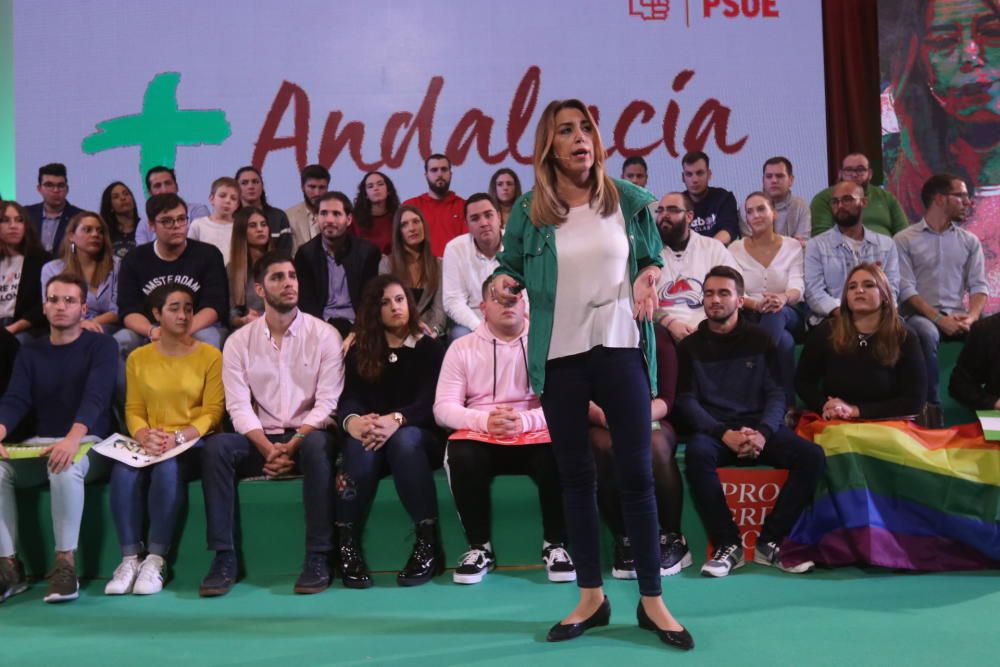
top-left (821, 397), bottom-right (859, 421)
top-left (346, 414), bottom-right (402, 452)
top-left (722, 428), bottom-right (765, 460)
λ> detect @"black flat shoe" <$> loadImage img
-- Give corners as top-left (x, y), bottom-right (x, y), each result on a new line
top-left (636, 601), bottom-right (694, 650)
top-left (545, 596), bottom-right (611, 642)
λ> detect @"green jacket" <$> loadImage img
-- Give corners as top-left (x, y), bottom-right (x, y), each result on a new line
top-left (493, 178), bottom-right (663, 396)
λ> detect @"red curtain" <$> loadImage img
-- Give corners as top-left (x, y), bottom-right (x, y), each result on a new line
top-left (822, 0), bottom-right (882, 184)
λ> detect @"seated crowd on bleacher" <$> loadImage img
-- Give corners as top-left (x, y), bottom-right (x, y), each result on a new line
top-left (0, 143), bottom-right (996, 607)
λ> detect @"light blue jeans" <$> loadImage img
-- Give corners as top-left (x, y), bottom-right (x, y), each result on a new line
top-left (0, 447), bottom-right (108, 557)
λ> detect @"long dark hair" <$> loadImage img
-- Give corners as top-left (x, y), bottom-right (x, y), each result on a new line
top-left (353, 171), bottom-right (400, 232)
top-left (0, 200), bottom-right (44, 257)
top-left (229, 207), bottom-right (272, 310)
top-left (99, 181), bottom-right (141, 236)
top-left (386, 205), bottom-right (439, 296)
top-left (353, 274), bottom-right (420, 383)
top-left (235, 166), bottom-right (270, 209)
top-left (488, 167), bottom-right (523, 206)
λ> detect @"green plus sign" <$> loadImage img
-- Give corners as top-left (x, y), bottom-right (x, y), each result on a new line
top-left (82, 72), bottom-right (231, 196)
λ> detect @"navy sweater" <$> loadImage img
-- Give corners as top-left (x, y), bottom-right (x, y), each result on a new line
top-left (0, 330), bottom-right (117, 438)
top-left (676, 317), bottom-right (785, 440)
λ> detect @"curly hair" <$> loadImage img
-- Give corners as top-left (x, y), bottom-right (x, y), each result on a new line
top-left (353, 274), bottom-right (421, 383)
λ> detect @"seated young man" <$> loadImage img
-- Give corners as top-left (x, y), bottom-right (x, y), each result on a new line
top-left (434, 278), bottom-right (573, 584)
top-left (117, 193), bottom-right (229, 354)
top-left (676, 266), bottom-right (826, 577)
top-left (0, 273), bottom-right (117, 602)
top-left (949, 311), bottom-right (1000, 413)
top-left (201, 251), bottom-right (342, 597)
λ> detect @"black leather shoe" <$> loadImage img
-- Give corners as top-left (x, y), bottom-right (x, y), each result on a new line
top-left (546, 596), bottom-right (611, 642)
top-left (397, 519), bottom-right (445, 587)
top-left (337, 524), bottom-right (373, 589)
top-left (636, 601), bottom-right (694, 650)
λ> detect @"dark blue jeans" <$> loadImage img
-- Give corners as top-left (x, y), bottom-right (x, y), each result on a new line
top-left (109, 442), bottom-right (202, 557)
top-left (684, 425), bottom-right (826, 547)
top-left (336, 426), bottom-right (443, 525)
top-left (752, 305), bottom-right (804, 408)
top-left (541, 347), bottom-right (662, 597)
top-left (201, 430), bottom-right (337, 553)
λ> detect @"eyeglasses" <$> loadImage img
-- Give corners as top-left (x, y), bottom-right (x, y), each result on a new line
top-left (40, 181), bottom-right (68, 190)
top-left (45, 295), bottom-right (81, 305)
top-left (840, 166), bottom-right (870, 175)
top-left (655, 206), bottom-right (689, 216)
top-left (830, 195), bottom-right (861, 207)
top-left (155, 215), bottom-right (189, 228)
top-left (947, 192), bottom-right (972, 202)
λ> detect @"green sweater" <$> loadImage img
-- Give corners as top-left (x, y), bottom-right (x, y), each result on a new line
top-left (810, 184), bottom-right (910, 238)
top-left (493, 179), bottom-right (663, 396)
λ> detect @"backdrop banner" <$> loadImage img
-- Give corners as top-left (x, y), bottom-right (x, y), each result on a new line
top-left (879, 0), bottom-right (1000, 313)
top-left (12, 0), bottom-right (826, 214)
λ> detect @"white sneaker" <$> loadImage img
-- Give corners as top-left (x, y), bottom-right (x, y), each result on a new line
top-left (105, 556), bottom-right (140, 595)
top-left (541, 543), bottom-right (577, 583)
top-left (453, 545), bottom-right (496, 585)
top-left (133, 555), bottom-right (165, 595)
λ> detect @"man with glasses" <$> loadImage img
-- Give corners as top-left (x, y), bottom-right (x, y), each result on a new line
top-left (804, 181), bottom-right (901, 325)
top-left (895, 174), bottom-right (987, 428)
top-left (653, 192), bottom-right (738, 343)
top-left (0, 273), bottom-right (116, 603)
top-left (25, 163), bottom-right (83, 254)
top-left (117, 193), bottom-right (228, 353)
top-left (810, 153), bottom-right (909, 238)
top-left (135, 166), bottom-right (212, 246)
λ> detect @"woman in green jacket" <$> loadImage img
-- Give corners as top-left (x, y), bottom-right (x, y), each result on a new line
top-left (491, 99), bottom-right (692, 650)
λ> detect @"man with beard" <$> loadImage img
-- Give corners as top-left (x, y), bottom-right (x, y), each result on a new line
top-left (286, 164), bottom-right (331, 253)
top-left (804, 181), bottom-right (901, 325)
top-left (676, 266), bottom-right (825, 578)
top-left (403, 153), bottom-right (466, 257)
top-left (810, 153), bottom-right (909, 238)
top-left (653, 192), bottom-right (738, 343)
top-left (895, 174), bottom-right (988, 427)
top-left (199, 250), bottom-right (343, 597)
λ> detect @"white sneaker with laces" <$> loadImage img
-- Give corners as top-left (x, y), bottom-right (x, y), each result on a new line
top-left (133, 555), bottom-right (166, 595)
top-left (453, 545), bottom-right (496, 585)
top-left (105, 556), bottom-right (140, 595)
top-left (541, 543), bottom-right (577, 583)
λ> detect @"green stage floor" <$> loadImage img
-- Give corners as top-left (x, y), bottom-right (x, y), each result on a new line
top-left (2, 563), bottom-right (998, 666)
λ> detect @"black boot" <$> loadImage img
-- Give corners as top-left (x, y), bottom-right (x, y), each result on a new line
top-left (337, 523), bottom-right (373, 589)
top-left (397, 518), bottom-right (445, 587)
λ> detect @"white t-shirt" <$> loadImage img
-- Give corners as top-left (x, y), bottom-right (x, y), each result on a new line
top-left (655, 232), bottom-right (739, 326)
top-left (548, 204), bottom-right (638, 360)
top-left (729, 236), bottom-right (805, 301)
top-left (188, 217), bottom-right (234, 266)
top-left (0, 255), bottom-right (24, 321)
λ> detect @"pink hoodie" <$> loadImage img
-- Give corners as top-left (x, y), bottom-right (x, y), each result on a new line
top-left (434, 321), bottom-right (547, 435)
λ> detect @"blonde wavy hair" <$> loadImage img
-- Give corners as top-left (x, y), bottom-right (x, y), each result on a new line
top-left (529, 99), bottom-right (619, 227)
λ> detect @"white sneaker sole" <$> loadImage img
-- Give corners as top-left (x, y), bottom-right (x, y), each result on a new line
top-left (453, 570), bottom-right (489, 585)
top-left (700, 559), bottom-right (745, 578)
top-left (43, 585), bottom-right (80, 603)
top-left (105, 580), bottom-right (135, 595)
top-left (1, 582), bottom-right (28, 601)
top-left (547, 570), bottom-right (577, 583)
top-left (133, 582), bottom-right (164, 595)
top-left (753, 553), bottom-right (815, 574)
top-left (611, 567), bottom-right (638, 580)
top-left (661, 551), bottom-right (693, 576)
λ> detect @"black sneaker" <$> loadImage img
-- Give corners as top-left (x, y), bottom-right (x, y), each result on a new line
top-left (611, 535), bottom-right (636, 580)
top-left (294, 552), bottom-right (331, 594)
top-left (541, 543), bottom-right (576, 583)
top-left (659, 532), bottom-right (693, 576)
top-left (199, 551), bottom-right (238, 597)
top-left (453, 545), bottom-right (496, 585)
top-left (700, 543), bottom-right (745, 578)
top-left (43, 559), bottom-right (79, 603)
top-left (754, 540), bottom-right (814, 574)
top-left (0, 557), bottom-right (28, 602)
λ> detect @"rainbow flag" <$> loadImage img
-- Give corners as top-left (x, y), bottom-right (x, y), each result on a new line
top-left (781, 416), bottom-right (1000, 571)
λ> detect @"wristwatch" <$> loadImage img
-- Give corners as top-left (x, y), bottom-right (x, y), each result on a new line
top-left (174, 431), bottom-right (187, 448)
top-left (392, 412), bottom-right (405, 427)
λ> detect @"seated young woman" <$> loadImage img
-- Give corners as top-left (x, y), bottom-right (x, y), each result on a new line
top-left (589, 323), bottom-right (690, 579)
top-left (227, 207), bottom-right (273, 330)
top-left (336, 274), bottom-right (446, 588)
top-left (795, 262), bottom-right (926, 421)
top-left (0, 200), bottom-right (48, 341)
top-left (729, 192), bottom-right (804, 408)
top-left (106, 283), bottom-right (225, 596)
top-left (378, 205), bottom-right (445, 338)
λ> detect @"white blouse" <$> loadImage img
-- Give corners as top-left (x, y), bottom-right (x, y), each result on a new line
top-left (549, 204), bottom-right (639, 360)
top-left (729, 235), bottom-right (804, 302)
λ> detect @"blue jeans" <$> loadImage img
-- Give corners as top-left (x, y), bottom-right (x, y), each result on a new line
top-left (201, 430), bottom-right (337, 553)
top-left (109, 442), bottom-right (203, 557)
top-left (541, 347), bottom-right (662, 597)
top-left (752, 306), bottom-right (804, 408)
top-left (336, 426), bottom-right (442, 525)
top-left (905, 314), bottom-right (941, 405)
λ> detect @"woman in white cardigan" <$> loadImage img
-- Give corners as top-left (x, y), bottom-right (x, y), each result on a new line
top-left (729, 191), bottom-right (805, 408)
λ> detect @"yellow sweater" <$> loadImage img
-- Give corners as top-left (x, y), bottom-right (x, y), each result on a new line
top-left (125, 342), bottom-right (225, 437)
